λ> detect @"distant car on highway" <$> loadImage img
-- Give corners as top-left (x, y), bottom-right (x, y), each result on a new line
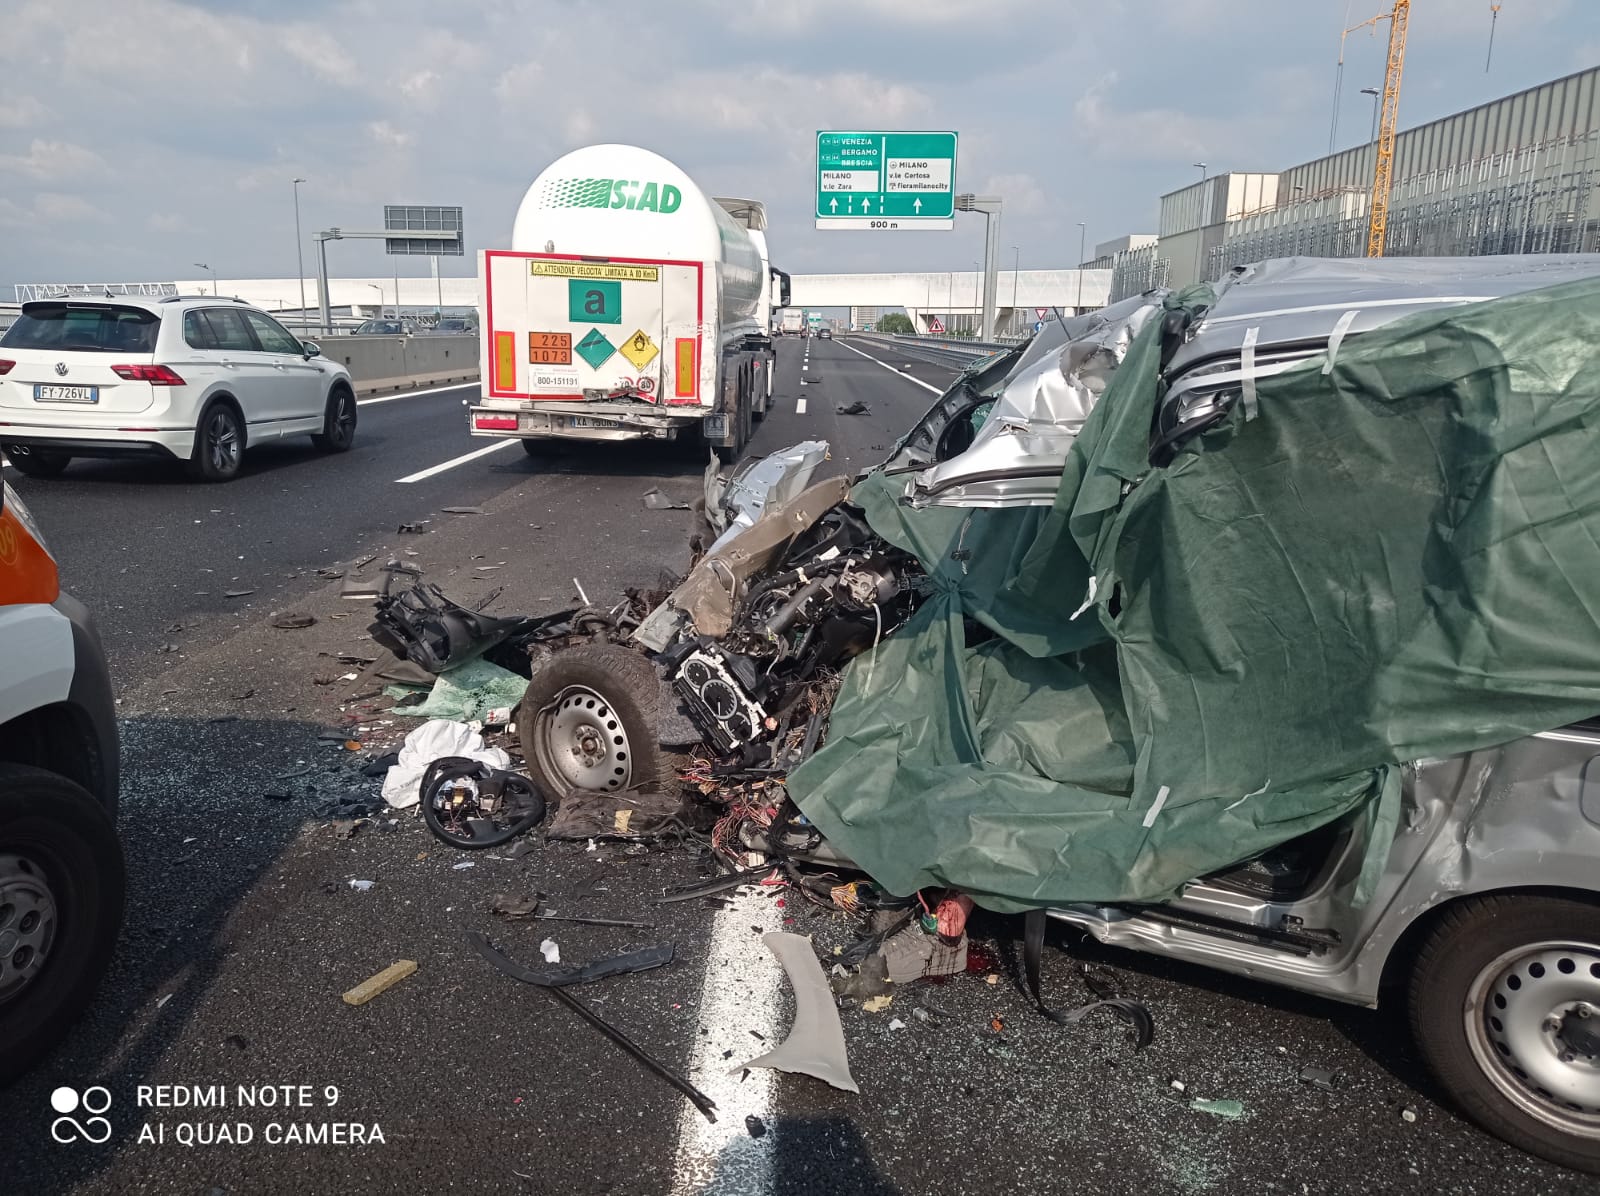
top-left (0, 295), bottom-right (357, 482)
top-left (355, 319), bottom-right (419, 336)
top-left (426, 318), bottom-right (476, 335)
top-left (818, 327), bottom-right (832, 339)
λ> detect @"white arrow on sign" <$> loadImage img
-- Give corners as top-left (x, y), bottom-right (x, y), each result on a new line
top-left (913, 198), bottom-right (922, 214)
top-left (862, 197), bottom-right (872, 213)
top-left (829, 197), bottom-right (838, 213)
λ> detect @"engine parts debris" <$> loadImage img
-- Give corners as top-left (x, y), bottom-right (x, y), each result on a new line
top-left (835, 401), bottom-right (870, 415)
top-left (371, 581), bottom-right (550, 675)
top-left (734, 932), bottom-right (860, 1093)
top-left (342, 960), bottom-right (417, 1006)
top-left (420, 757), bottom-right (546, 849)
top-left (469, 932), bottom-right (717, 1122)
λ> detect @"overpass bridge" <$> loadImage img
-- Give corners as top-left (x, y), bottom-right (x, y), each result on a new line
top-left (15, 268), bottom-right (1111, 336)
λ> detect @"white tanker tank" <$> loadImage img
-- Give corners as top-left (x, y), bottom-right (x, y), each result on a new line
top-left (473, 144), bottom-right (782, 458)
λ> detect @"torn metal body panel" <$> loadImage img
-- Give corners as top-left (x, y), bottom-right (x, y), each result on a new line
top-left (703, 439), bottom-right (831, 557)
top-left (1049, 724), bottom-right (1600, 1008)
top-left (735, 931), bottom-right (860, 1093)
top-left (898, 294), bottom-right (1166, 510)
top-left (370, 582), bottom-right (552, 674)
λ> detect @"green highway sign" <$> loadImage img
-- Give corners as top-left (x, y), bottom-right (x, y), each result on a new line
top-left (815, 131), bottom-right (957, 231)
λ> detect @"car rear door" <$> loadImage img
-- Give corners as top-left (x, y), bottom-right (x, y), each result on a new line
top-left (194, 308), bottom-right (295, 432)
top-left (242, 311), bottom-right (323, 422)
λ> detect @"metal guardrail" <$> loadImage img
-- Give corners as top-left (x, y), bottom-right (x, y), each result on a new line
top-left (846, 332), bottom-right (1017, 367)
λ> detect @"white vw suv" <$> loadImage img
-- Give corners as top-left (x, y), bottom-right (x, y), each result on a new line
top-left (0, 295), bottom-right (357, 482)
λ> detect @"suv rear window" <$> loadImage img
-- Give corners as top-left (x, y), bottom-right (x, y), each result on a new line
top-left (1, 304), bottom-right (160, 353)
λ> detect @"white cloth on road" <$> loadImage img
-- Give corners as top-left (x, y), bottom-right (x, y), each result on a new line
top-left (381, 718), bottom-right (510, 809)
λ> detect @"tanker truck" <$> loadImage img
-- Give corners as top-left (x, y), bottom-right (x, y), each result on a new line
top-left (470, 144), bottom-right (789, 460)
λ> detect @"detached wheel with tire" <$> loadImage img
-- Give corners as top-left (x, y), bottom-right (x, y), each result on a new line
top-left (188, 401), bottom-right (244, 482)
top-left (2, 447), bottom-right (70, 479)
top-left (1410, 894), bottom-right (1600, 1174)
top-left (519, 644), bottom-right (680, 802)
top-left (311, 385), bottom-right (356, 452)
top-left (0, 764), bottom-right (125, 1086)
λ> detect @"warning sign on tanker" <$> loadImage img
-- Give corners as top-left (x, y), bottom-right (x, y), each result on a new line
top-left (530, 261), bottom-right (660, 282)
top-left (576, 329), bottom-right (616, 369)
top-left (619, 329), bottom-right (659, 370)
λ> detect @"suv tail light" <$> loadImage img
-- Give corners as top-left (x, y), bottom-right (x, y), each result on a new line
top-left (0, 360), bottom-right (14, 375)
top-left (110, 363), bottom-right (185, 385)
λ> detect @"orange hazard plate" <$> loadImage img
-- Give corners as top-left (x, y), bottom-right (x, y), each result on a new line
top-left (528, 332), bottom-right (572, 365)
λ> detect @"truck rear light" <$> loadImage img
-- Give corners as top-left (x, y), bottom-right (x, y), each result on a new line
top-left (0, 360), bottom-right (14, 375)
top-left (475, 413), bottom-right (518, 430)
top-left (110, 363), bottom-right (185, 385)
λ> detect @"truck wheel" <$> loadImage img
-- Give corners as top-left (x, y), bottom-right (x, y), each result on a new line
top-left (519, 645), bottom-right (681, 802)
top-left (713, 368), bottom-right (750, 464)
top-left (0, 764), bottom-right (125, 1085)
top-left (1409, 894), bottom-right (1600, 1174)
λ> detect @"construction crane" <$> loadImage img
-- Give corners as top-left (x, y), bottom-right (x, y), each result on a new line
top-left (1366, 1), bottom-right (1410, 257)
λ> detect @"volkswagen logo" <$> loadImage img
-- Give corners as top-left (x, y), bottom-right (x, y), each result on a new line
top-left (53, 362), bottom-right (69, 377)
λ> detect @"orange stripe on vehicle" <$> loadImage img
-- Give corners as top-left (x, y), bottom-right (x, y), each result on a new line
top-left (674, 338), bottom-right (697, 398)
top-left (494, 331), bottom-right (516, 391)
top-left (0, 507), bottom-right (60, 606)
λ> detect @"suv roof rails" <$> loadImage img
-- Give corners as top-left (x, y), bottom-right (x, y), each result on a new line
top-left (160, 294), bottom-right (249, 304)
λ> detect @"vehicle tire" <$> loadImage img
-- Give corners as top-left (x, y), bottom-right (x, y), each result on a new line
top-left (1, 448), bottom-right (70, 479)
top-left (521, 439), bottom-right (561, 458)
top-left (519, 644), bottom-right (681, 802)
top-left (311, 385), bottom-right (356, 452)
top-left (713, 367), bottom-right (751, 465)
top-left (0, 763), bottom-right (125, 1086)
top-left (1409, 894), bottom-right (1600, 1174)
top-left (187, 401), bottom-right (245, 482)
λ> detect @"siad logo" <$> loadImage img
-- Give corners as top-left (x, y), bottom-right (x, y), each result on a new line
top-left (51, 1086), bottom-right (113, 1144)
top-left (542, 177), bottom-right (682, 214)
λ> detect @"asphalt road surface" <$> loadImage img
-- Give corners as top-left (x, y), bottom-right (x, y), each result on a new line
top-left (2, 337), bottom-right (1590, 1195)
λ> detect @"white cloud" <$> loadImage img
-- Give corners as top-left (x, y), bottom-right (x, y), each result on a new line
top-left (0, 192), bottom-right (110, 228)
top-left (367, 121), bottom-right (413, 149)
top-left (981, 173), bottom-right (1048, 216)
top-left (0, 95), bottom-right (50, 129)
top-left (0, 139), bottom-right (108, 182)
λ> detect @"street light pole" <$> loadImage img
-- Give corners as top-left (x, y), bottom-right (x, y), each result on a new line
top-left (292, 178), bottom-right (307, 325)
top-left (1076, 222), bottom-right (1086, 312)
top-left (194, 262), bottom-right (215, 294)
top-left (1361, 86), bottom-right (1381, 143)
top-left (1010, 245), bottom-right (1020, 331)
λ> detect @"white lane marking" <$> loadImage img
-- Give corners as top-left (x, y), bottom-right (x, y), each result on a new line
top-left (394, 438), bottom-right (517, 483)
top-left (358, 381), bottom-right (478, 407)
top-left (668, 886), bottom-right (779, 1196)
top-left (835, 339), bottom-right (944, 394)
top-left (796, 398), bottom-right (807, 414)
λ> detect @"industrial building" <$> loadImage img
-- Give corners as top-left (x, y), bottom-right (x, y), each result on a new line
top-left (1111, 65), bottom-right (1600, 300)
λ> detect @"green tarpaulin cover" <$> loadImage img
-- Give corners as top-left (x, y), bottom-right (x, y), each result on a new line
top-left (790, 277), bottom-right (1600, 911)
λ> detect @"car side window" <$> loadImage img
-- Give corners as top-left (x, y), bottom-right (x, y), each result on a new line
top-left (201, 309), bottom-right (257, 352)
top-left (183, 310), bottom-right (217, 350)
top-left (243, 311), bottom-right (304, 355)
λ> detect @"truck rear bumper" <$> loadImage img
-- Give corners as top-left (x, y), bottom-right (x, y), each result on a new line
top-left (470, 402), bottom-right (714, 444)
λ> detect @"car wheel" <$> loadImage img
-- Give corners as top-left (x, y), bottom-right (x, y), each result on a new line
top-left (1410, 894), bottom-right (1600, 1173)
top-left (2, 447), bottom-right (70, 479)
top-left (188, 402), bottom-right (244, 482)
top-left (311, 386), bottom-right (356, 452)
top-left (519, 645), bottom-right (680, 802)
top-left (0, 764), bottom-right (125, 1086)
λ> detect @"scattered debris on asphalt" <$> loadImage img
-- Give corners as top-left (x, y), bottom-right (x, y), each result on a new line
top-left (1299, 1066), bottom-right (1343, 1091)
top-left (745, 1115), bottom-right (767, 1139)
top-left (348, 879), bottom-right (375, 892)
top-left (397, 521), bottom-right (429, 534)
top-left (1190, 1098), bottom-right (1246, 1120)
top-left (642, 487), bottom-right (690, 511)
top-left (224, 588), bottom-right (255, 598)
top-left (342, 960), bottom-right (418, 1006)
top-left (835, 400), bottom-right (870, 415)
top-left (381, 720), bottom-right (510, 809)
top-left (272, 612), bottom-right (317, 630)
top-left (440, 506), bottom-right (487, 515)
top-left (539, 938), bottom-right (560, 963)
top-left (420, 756), bottom-right (545, 848)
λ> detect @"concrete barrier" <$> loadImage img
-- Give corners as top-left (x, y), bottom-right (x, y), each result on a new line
top-left (314, 334), bottom-right (480, 394)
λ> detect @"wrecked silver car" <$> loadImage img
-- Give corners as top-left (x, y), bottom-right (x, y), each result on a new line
top-left (377, 254), bottom-right (1600, 1174)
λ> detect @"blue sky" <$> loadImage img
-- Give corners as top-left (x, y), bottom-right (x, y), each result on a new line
top-left (0, 0), bottom-right (1596, 287)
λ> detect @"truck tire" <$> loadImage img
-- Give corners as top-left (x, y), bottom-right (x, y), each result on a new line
top-left (519, 645), bottom-right (682, 802)
top-left (1409, 893), bottom-right (1600, 1174)
top-left (0, 764), bottom-right (125, 1086)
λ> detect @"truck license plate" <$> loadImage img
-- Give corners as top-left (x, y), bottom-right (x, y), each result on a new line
top-left (570, 416), bottom-right (616, 429)
top-left (34, 384), bottom-right (98, 403)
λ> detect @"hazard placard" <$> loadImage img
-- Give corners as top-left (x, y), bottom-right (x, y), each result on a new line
top-left (619, 329), bottom-right (659, 370)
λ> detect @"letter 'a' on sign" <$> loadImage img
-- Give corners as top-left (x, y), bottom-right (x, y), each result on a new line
top-left (569, 278), bottom-right (621, 325)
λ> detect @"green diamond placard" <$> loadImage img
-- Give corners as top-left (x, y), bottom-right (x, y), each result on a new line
top-left (576, 328), bottom-right (616, 369)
